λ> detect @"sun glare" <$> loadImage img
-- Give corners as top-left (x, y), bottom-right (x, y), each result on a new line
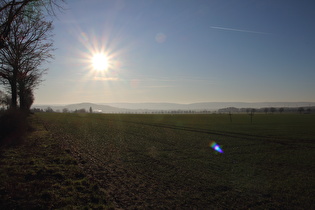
top-left (77, 32), bottom-right (123, 81)
top-left (92, 53), bottom-right (108, 71)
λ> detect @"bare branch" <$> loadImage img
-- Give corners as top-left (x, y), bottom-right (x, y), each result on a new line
top-left (0, 9), bottom-right (54, 109)
top-left (0, 0), bottom-right (65, 49)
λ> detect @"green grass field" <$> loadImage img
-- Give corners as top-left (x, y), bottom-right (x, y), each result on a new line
top-left (33, 113), bottom-right (315, 209)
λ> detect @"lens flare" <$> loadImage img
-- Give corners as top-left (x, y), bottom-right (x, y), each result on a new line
top-left (209, 141), bottom-right (224, 153)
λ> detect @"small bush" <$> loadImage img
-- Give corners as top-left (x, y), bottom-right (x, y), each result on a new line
top-left (0, 109), bottom-right (28, 147)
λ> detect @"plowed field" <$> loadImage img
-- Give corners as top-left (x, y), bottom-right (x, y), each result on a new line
top-left (38, 113), bottom-right (315, 209)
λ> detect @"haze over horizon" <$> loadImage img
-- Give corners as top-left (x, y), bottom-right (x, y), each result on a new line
top-left (30, 0), bottom-right (315, 104)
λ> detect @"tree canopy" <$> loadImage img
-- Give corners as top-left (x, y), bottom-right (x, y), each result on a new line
top-left (0, 0), bottom-right (64, 49)
top-left (0, 0), bottom-right (64, 111)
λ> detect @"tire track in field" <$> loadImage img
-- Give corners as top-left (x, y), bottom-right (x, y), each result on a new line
top-left (76, 125), bottom-right (222, 209)
top-left (42, 118), bottom-right (233, 208)
top-left (40, 116), bottom-right (312, 209)
top-left (38, 119), bottom-right (139, 208)
top-left (46, 124), bottom-right (148, 208)
top-left (66, 116), bottom-right (309, 209)
top-left (61, 132), bottom-right (217, 209)
top-left (109, 119), bottom-right (314, 147)
top-left (111, 119), bottom-right (274, 141)
top-left (83, 117), bottom-right (314, 209)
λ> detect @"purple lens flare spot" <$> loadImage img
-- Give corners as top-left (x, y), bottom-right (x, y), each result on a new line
top-left (209, 141), bottom-right (224, 153)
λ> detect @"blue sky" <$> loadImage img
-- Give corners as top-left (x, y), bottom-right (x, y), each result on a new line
top-left (34, 0), bottom-right (315, 104)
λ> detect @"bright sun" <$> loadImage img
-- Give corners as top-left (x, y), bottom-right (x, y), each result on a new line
top-left (92, 53), bottom-right (108, 71)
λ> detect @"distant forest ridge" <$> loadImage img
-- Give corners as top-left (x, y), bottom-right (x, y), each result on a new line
top-left (32, 102), bottom-right (315, 113)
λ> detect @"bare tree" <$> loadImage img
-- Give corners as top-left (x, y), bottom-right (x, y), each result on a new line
top-left (298, 107), bottom-right (304, 114)
top-left (270, 107), bottom-right (276, 114)
top-left (45, 106), bottom-right (53, 112)
top-left (264, 107), bottom-right (269, 114)
top-left (0, 11), bottom-right (53, 110)
top-left (0, 0), bottom-right (65, 49)
top-left (249, 109), bottom-right (255, 124)
top-left (279, 107), bottom-right (284, 114)
top-left (18, 86), bottom-right (34, 111)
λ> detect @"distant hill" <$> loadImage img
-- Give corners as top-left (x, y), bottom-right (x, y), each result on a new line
top-left (64, 103), bottom-right (126, 113)
top-left (103, 102), bottom-right (315, 110)
top-left (32, 103), bottom-right (128, 113)
top-left (32, 102), bottom-right (315, 113)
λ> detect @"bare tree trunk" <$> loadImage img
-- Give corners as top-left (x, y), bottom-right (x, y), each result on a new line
top-left (10, 67), bottom-right (18, 109)
top-left (19, 83), bottom-right (26, 111)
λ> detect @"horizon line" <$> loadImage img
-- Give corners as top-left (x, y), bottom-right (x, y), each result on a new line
top-left (33, 101), bottom-right (315, 106)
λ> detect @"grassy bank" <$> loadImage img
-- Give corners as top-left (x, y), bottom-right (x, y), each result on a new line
top-left (0, 115), bottom-right (113, 209)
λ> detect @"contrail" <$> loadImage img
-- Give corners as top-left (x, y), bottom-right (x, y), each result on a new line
top-left (210, 26), bottom-right (271, 35)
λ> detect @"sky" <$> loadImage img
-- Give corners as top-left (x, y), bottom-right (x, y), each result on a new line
top-left (33, 0), bottom-right (315, 104)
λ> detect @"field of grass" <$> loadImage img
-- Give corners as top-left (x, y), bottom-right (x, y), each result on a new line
top-left (33, 112), bottom-right (315, 209)
top-left (0, 115), bottom-right (113, 209)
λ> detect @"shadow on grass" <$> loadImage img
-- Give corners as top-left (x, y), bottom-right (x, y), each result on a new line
top-left (0, 109), bottom-right (30, 147)
top-left (0, 114), bottom-right (113, 209)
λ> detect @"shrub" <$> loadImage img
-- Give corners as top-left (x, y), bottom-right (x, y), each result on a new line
top-left (0, 109), bottom-right (28, 147)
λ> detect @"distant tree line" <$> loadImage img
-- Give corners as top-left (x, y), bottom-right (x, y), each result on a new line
top-left (29, 106), bottom-right (314, 115)
top-left (30, 107), bottom-right (215, 114)
top-left (218, 106), bottom-right (314, 114)
top-left (32, 106), bottom-right (94, 114)
top-left (124, 110), bottom-right (213, 114)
